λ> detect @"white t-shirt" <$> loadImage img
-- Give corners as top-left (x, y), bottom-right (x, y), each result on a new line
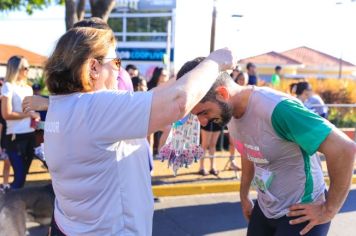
top-left (1, 82), bottom-right (34, 134)
top-left (44, 90), bottom-right (154, 236)
top-left (304, 94), bottom-right (328, 117)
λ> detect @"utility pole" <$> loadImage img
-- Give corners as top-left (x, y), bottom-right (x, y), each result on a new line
top-left (165, 20), bottom-right (172, 77)
top-left (338, 56), bottom-right (343, 79)
top-left (210, 0), bottom-right (217, 53)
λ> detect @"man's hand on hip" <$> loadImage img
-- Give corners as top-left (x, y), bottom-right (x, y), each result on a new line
top-left (288, 202), bottom-right (334, 235)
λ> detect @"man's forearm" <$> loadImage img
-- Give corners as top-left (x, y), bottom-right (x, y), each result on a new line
top-left (320, 130), bottom-right (356, 217)
top-left (240, 155), bottom-right (254, 200)
top-left (175, 59), bottom-right (220, 115)
top-left (148, 59), bottom-right (220, 134)
top-left (324, 143), bottom-right (356, 216)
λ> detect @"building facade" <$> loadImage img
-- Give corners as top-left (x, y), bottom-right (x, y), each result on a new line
top-left (104, 0), bottom-right (214, 79)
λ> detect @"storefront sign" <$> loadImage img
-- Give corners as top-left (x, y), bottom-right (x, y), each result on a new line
top-left (117, 48), bottom-right (174, 61)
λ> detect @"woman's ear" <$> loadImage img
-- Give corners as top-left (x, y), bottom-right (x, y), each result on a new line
top-left (88, 59), bottom-right (99, 81)
top-left (215, 86), bottom-right (230, 101)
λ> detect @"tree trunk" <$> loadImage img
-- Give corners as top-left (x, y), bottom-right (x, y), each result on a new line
top-left (89, 0), bottom-right (116, 22)
top-left (65, 0), bottom-right (78, 30)
top-left (76, 0), bottom-right (86, 21)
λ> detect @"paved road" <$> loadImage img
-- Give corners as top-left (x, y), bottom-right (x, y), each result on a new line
top-left (153, 190), bottom-right (356, 236)
top-left (28, 189), bottom-right (356, 236)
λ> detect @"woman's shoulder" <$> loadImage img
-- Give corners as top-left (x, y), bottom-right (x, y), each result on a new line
top-left (1, 82), bottom-right (13, 92)
top-left (3, 82), bottom-right (12, 87)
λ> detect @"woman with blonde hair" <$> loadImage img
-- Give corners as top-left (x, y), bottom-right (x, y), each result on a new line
top-left (1, 56), bottom-right (40, 190)
top-left (41, 24), bottom-right (235, 235)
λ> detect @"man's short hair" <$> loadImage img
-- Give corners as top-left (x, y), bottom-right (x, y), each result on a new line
top-left (176, 57), bottom-right (205, 80)
top-left (125, 64), bottom-right (138, 71)
top-left (176, 57), bottom-right (233, 103)
top-left (275, 65), bottom-right (282, 71)
top-left (246, 62), bottom-right (255, 70)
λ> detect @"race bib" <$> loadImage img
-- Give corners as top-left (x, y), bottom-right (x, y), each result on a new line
top-left (253, 165), bottom-right (274, 193)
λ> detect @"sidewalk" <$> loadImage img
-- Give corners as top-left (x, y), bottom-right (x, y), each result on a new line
top-left (1, 151), bottom-right (356, 197)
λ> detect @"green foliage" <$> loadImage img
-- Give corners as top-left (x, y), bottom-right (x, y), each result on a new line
top-left (0, 0), bottom-right (64, 14)
top-left (328, 107), bottom-right (356, 128)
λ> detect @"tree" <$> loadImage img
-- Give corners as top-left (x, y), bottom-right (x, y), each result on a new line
top-left (89, 0), bottom-right (115, 22)
top-left (0, 0), bottom-right (116, 30)
top-left (0, 0), bottom-right (64, 14)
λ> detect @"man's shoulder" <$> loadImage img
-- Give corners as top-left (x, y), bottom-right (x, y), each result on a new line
top-left (253, 87), bottom-right (294, 105)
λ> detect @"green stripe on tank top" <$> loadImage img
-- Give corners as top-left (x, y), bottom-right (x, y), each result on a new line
top-left (300, 148), bottom-right (313, 203)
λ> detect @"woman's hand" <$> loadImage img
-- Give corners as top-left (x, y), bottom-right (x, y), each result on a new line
top-left (29, 112), bottom-right (41, 121)
top-left (206, 47), bottom-right (237, 71)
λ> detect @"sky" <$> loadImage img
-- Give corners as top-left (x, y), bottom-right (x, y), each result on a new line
top-left (0, 0), bottom-right (356, 64)
top-left (215, 0), bottom-right (356, 64)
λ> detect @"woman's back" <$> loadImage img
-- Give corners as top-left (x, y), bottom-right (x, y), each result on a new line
top-left (45, 91), bottom-right (154, 235)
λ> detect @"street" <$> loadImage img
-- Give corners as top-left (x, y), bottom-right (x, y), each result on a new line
top-left (153, 189), bottom-right (356, 236)
top-left (27, 188), bottom-right (356, 236)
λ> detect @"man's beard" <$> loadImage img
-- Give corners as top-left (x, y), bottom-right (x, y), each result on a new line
top-left (210, 100), bottom-right (233, 127)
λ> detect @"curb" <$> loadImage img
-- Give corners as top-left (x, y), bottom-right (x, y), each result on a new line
top-left (152, 175), bottom-right (356, 197)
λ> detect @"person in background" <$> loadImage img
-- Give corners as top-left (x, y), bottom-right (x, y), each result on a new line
top-left (0, 79), bottom-right (10, 191)
top-left (32, 83), bottom-right (42, 95)
top-left (1, 56), bottom-right (40, 190)
top-left (230, 65), bottom-right (242, 82)
top-left (227, 71), bottom-right (248, 172)
top-left (117, 67), bottom-right (134, 91)
top-left (132, 75), bottom-right (148, 92)
top-left (147, 67), bottom-right (168, 90)
top-left (271, 65), bottom-right (282, 88)
top-left (125, 64), bottom-right (139, 78)
top-left (147, 67), bottom-right (169, 155)
top-left (236, 71), bottom-right (248, 86)
top-left (246, 62), bottom-right (258, 85)
top-left (198, 120), bottom-right (221, 176)
top-left (289, 82), bottom-right (298, 96)
top-left (296, 81), bottom-right (328, 118)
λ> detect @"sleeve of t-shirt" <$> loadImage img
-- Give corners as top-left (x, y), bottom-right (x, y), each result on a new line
top-left (88, 90), bottom-right (153, 141)
top-left (1, 82), bottom-right (13, 98)
top-left (271, 99), bottom-right (333, 155)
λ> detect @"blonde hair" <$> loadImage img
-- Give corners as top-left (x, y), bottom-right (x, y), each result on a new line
top-left (45, 27), bottom-right (115, 94)
top-left (5, 56), bottom-right (28, 83)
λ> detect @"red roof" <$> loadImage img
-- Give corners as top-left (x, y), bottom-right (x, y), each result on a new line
top-left (281, 46), bottom-right (355, 67)
top-left (239, 51), bottom-right (301, 65)
top-left (0, 44), bottom-right (47, 67)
